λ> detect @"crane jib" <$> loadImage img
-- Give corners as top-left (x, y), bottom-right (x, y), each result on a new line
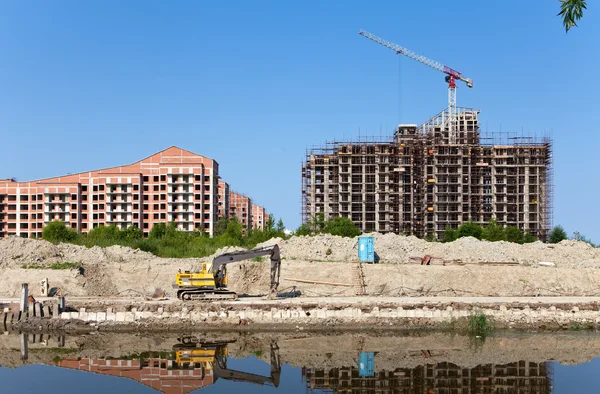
top-left (443, 66), bottom-right (462, 79)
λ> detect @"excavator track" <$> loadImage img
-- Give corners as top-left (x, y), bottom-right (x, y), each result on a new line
top-left (177, 289), bottom-right (238, 301)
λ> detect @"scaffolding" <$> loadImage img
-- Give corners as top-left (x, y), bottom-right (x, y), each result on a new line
top-left (301, 109), bottom-right (553, 240)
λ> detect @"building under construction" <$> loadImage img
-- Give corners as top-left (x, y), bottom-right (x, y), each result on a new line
top-left (301, 108), bottom-right (553, 240)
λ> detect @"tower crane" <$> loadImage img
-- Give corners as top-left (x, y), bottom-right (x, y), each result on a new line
top-left (358, 29), bottom-right (473, 143)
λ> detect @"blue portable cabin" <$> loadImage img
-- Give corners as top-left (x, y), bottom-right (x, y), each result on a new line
top-left (358, 352), bottom-right (375, 377)
top-left (358, 235), bottom-right (375, 263)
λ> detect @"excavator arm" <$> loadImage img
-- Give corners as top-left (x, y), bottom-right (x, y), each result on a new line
top-left (212, 244), bottom-right (281, 299)
top-left (213, 341), bottom-right (281, 388)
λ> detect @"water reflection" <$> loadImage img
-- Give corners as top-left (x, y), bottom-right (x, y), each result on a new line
top-left (303, 361), bottom-right (552, 393)
top-left (1, 332), bottom-right (583, 394)
top-left (50, 336), bottom-right (281, 393)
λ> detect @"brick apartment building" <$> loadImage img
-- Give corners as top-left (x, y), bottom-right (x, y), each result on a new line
top-left (0, 146), bottom-right (267, 238)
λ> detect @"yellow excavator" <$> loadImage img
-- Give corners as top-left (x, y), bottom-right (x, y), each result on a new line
top-left (173, 337), bottom-right (281, 388)
top-left (173, 244), bottom-right (281, 301)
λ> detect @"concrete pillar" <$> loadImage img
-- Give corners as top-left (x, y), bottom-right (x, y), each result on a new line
top-left (20, 284), bottom-right (28, 313)
top-left (53, 303), bottom-right (60, 319)
top-left (35, 303), bottom-right (43, 318)
top-left (28, 302), bottom-right (35, 317)
top-left (58, 297), bottom-right (65, 313)
top-left (20, 333), bottom-right (28, 361)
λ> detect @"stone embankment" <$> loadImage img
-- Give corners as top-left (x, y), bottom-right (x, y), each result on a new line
top-left (12, 296), bottom-right (600, 332)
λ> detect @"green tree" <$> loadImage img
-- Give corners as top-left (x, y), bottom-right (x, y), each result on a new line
top-left (442, 228), bottom-right (457, 243)
top-left (504, 226), bottom-right (524, 244)
top-left (322, 216), bottom-right (362, 238)
top-left (214, 216), bottom-right (230, 237)
top-left (549, 225), bottom-right (568, 243)
top-left (424, 231), bottom-right (439, 242)
top-left (42, 221), bottom-right (80, 244)
top-left (276, 218), bottom-right (285, 233)
top-left (572, 231), bottom-right (596, 247)
top-left (123, 225), bottom-right (143, 240)
top-left (457, 222), bottom-right (483, 240)
top-left (481, 219), bottom-right (505, 242)
top-left (559, 0), bottom-right (587, 32)
top-left (265, 216), bottom-right (275, 232)
top-left (522, 231), bottom-right (538, 244)
top-left (148, 222), bottom-right (167, 239)
top-left (295, 223), bottom-right (312, 236)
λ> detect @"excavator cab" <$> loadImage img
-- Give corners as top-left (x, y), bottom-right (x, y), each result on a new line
top-left (173, 337), bottom-right (281, 388)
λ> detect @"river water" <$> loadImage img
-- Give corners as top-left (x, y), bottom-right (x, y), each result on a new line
top-left (0, 331), bottom-right (599, 393)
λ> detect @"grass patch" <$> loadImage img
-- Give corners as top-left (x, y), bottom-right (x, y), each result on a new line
top-left (251, 256), bottom-right (265, 262)
top-left (251, 350), bottom-right (263, 358)
top-left (49, 262), bottom-right (80, 270)
top-left (22, 262), bottom-right (80, 270)
top-left (468, 311), bottom-right (494, 336)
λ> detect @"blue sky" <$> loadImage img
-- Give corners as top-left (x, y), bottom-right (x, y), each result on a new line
top-left (1, 1), bottom-right (598, 241)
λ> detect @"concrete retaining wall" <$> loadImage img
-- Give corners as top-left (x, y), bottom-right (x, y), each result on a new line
top-left (59, 300), bottom-right (600, 328)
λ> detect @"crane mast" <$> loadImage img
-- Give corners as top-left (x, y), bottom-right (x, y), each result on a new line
top-left (358, 29), bottom-right (473, 144)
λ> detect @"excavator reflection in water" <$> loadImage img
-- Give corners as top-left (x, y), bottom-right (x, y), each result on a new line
top-left (50, 336), bottom-right (281, 394)
top-left (174, 336), bottom-right (281, 389)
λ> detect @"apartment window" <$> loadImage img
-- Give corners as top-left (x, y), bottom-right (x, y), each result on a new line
top-left (195, 204), bottom-right (201, 210)
top-left (99, 204), bottom-right (104, 209)
top-left (195, 185), bottom-right (201, 191)
top-left (82, 223), bottom-right (87, 229)
top-left (143, 213), bottom-right (148, 220)
top-left (8, 214), bottom-right (16, 220)
top-left (93, 186), bottom-right (98, 192)
top-left (31, 195), bottom-right (37, 202)
top-left (204, 204), bottom-right (210, 210)
top-left (37, 213), bottom-right (43, 219)
top-left (143, 176), bottom-right (149, 182)
top-left (204, 223), bottom-right (209, 229)
top-left (153, 204), bottom-right (159, 210)
top-left (143, 195), bottom-right (148, 201)
top-left (93, 214), bottom-right (98, 220)
top-left (133, 184), bottom-right (139, 191)
top-left (160, 175), bottom-right (166, 182)
top-left (82, 195), bottom-right (88, 201)
top-left (71, 204), bottom-right (77, 210)
top-left (160, 185), bottom-right (166, 191)
top-left (93, 195), bottom-right (98, 201)
top-left (20, 204), bottom-right (28, 210)
top-left (8, 223), bottom-right (16, 229)
top-left (71, 213), bottom-right (77, 219)
top-left (71, 223), bottom-right (77, 229)
top-left (82, 186), bottom-right (88, 192)
top-left (134, 194), bottom-right (139, 201)
top-left (82, 204), bottom-right (87, 210)
top-left (204, 195), bottom-right (210, 201)
top-left (160, 194), bottom-right (166, 201)
top-left (143, 204), bottom-right (148, 210)
top-left (133, 213), bottom-right (139, 219)
top-left (99, 213), bottom-right (104, 219)
top-left (153, 185), bottom-right (159, 192)
top-left (20, 195), bottom-right (28, 201)
top-left (153, 213), bottom-right (159, 219)
top-left (153, 195), bottom-right (159, 201)
top-left (195, 175), bottom-right (201, 181)
top-left (8, 205), bottom-right (16, 210)
top-left (204, 185), bottom-right (210, 191)
top-left (160, 213), bottom-right (166, 219)
top-left (154, 176), bottom-right (159, 182)
top-left (133, 204), bottom-right (139, 210)
top-left (204, 176), bottom-right (210, 182)
top-left (82, 214), bottom-right (88, 219)
top-left (143, 185), bottom-right (149, 191)
top-left (195, 213), bottom-right (201, 219)
top-left (143, 223), bottom-right (149, 229)
top-left (8, 195), bottom-right (16, 201)
top-left (195, 194), bottom-right (201, 200)
top-left (99, 185), bottom-right (105, 191)
top-left (99, 195), bottom-right (104, 201)
top-left (160, 204), bottom-right (166, 210)
top-left (71, 194), bottom-right (77, 200)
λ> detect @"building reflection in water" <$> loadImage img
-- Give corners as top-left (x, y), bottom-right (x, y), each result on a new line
top-left (303, 361), bottom-right (553, 394)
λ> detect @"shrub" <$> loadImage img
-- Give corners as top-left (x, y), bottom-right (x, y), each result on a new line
top-left (323, 217), bottom-right (361, 238)
top-left (468, 311), bottom-right (494, 336)
top-left (504, 226), bottom-right (524, 244)
top-left (457, 222), bottom-right (483, 240)
top-left (549, 225), bottom-right (568, 244)
top-left (442, 228), bottom-right (458, 243)
top-left (481, 219), bottom-right (504, 242)
top-left (42, 221), bottom-right (80, 244)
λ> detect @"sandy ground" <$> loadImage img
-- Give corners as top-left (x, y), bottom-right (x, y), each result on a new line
top-left (1, 235), bottom-right (600, 300)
